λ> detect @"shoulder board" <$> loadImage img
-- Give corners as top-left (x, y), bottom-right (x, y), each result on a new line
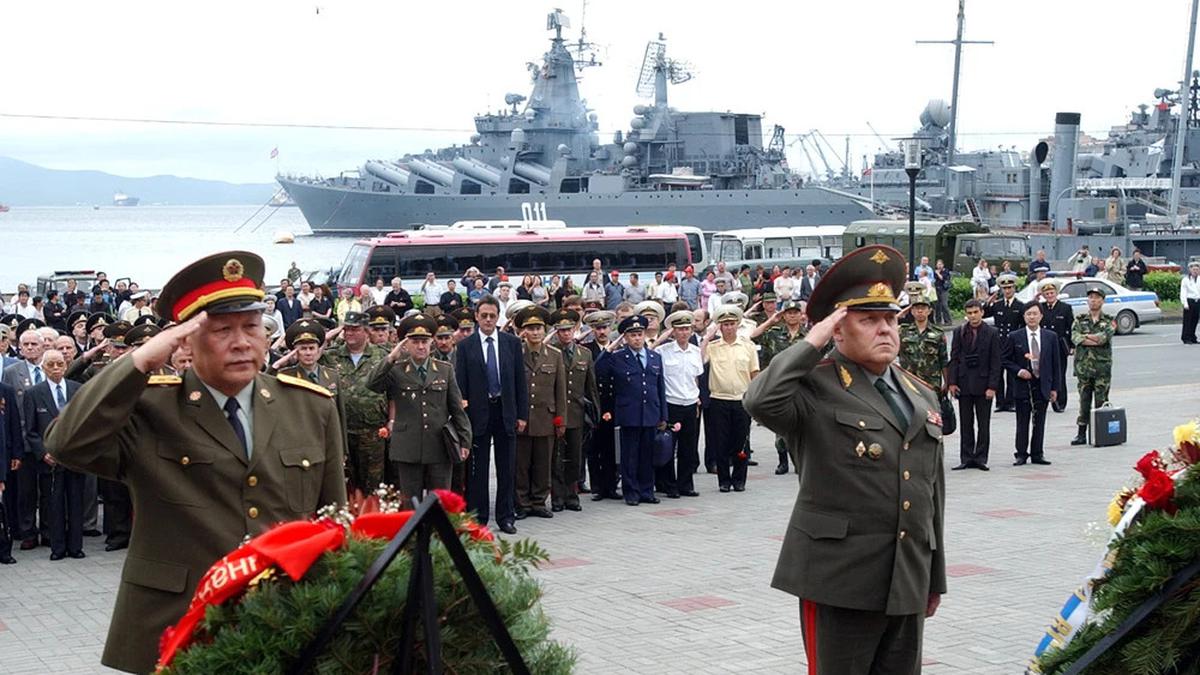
top-left (815, 358), bottom-right (835, 367)
top-left (276, 373), bottom-right (334, 398)
top-left (147, 374), bottom-right (182, 386)
top-left (544, 344), bottom-right (562, 354)
top-left (894, 366), bottom-right (935, 393)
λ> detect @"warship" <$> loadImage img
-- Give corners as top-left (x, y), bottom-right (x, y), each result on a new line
top-left (276, 9), bottom-right (872, 235)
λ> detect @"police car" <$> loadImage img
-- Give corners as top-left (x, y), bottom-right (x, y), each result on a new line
top-left (1015, 277), bottom-right (1162, 335)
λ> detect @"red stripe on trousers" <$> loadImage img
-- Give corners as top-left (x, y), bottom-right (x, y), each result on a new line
top-left (803, 599), bottom-right (818, 675)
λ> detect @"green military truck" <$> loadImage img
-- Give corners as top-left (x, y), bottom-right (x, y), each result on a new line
top-left (842, 220), bottom-right (1032, 274)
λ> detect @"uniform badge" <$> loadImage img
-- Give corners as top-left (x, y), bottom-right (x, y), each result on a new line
top-left (189, 391), bottom-right (202, 402)
top-left (411, 392), bottom-right (417, 400)
top-left (838, 364), bottom-right (853, 389)
top-left (855, 441), bottom-right (867, 457)
top-left (870, 250), bottom-right (890, 265)
top-left (222, 258), bottom-right (244, 282)
top-left (260, 389), bottom-right (271, 399)
top-left (927, 409), bottom-right (942, 426)
top-left (867, 443), bottom-right (884, 460)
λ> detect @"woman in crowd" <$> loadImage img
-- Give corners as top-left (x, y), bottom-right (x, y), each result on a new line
top-left (309, 284), bottom-right (333, 319)
top-left (1105, 246), bottom-right (1127, 285)
top-left (700, 271), bottom-right (718, 308)
top-left (971, 258), bottom-right (992, 300)
top-left (531, 275), bottom-right (550, 307)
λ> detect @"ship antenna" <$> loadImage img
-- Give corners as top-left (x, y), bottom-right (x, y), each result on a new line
top-left (566, 0), bottom-right (603, 70)
top-left (1168, 0), bottom-right (1199, 229)
top-left (916, 0), bottom-right (993, 167)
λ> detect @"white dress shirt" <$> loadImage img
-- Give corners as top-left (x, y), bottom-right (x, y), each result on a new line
top-left (1182, 274), bottom-right (1200, 302)
top-left (477, 327), bottom-right (503, 375)
top-left (657, 340), bottom-right (704, 405)
top-left (201, 380), bottom-right (256, 459)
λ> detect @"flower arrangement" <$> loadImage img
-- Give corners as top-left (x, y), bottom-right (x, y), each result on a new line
top-left (157, 487), bottom-right (576, 674)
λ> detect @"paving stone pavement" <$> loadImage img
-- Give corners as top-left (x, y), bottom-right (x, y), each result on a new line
top-left (0, 335), bottom-right (1195, 674)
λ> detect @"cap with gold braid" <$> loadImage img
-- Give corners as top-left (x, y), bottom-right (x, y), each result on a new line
top-left (366, 305), bottom-right (397, 328)
top-left (285, 318), bottom-right (326, 350)
top-left (805, 244), bottom-right (906, 323)
top-left (514, 305), bottom-right (550, 330)
top-left (398, 313), bottom-right (436, 340)
top-left (435, 316), bottom-right (457, 337)
top-left (549, 309), bottom-right (579, 331)
top-left (904, 281), bottom-right (931, 306)
top-left (450, 307), bottom-right (476, 329)
top-left (124, 323), bottom-right (162, 348)
top-left (155, 251), bottom-right (266, 322)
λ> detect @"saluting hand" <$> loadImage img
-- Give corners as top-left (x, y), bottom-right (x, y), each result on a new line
top-left (132, 311), bottom-right (207, 374)
top-left (803, 306), bottom-right (846, 350)
top-left (271, 348), bottom-right (299, 371)
top-left (388, 338), bottom-right (409, 363)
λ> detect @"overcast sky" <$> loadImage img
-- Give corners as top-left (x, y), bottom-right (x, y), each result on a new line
top-left (1, 0), bottom-right (1196, 183)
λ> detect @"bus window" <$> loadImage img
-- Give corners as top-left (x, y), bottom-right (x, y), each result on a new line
top-left (339, 244), bottom-right (372, 288)
top-left (980, 239), bottom-right (1008, 258)
top-left (794, 237), bottom-right (820, 259)
top-left (960, 240), bottom-right (978, 258)
top-left (744, 243), bottom-right (763, 260)
top-left (685, 233), bottom-right (703, 266)
top-left (715, 239), bottom-right (743, 261)
top-left (765, 237), bottom-right (794, 259)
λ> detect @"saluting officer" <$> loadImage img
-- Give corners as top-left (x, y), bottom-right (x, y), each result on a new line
top-left (751, 299), bottom-right (809, 475)
top-left (365, 305), bottom-right (397, 347)
top-left (1070, 285), bottom-right (1115, 445)
top-left (595, 315), bottom-right (668, 506)
top-left (549, 309), bottom-right (598, 512)
top-left (433, 316), bottom-right (458, 363)
top-left (1038, 280), bottom-right (1075, 413)
top-left (276, 319), bottom-right (340, 392)
top-left (368, 314), bottom-right (472, 501)
top-left (321, 311), bottom-right (389, 492)
top-left (514, 306), bottom-right (567, 519)
top-left (984, 274), bottom-right (1025, 412)
top-left (46, 251), bottom-right (345, 674)
top-left (743, 245), bottom-right (945, 675)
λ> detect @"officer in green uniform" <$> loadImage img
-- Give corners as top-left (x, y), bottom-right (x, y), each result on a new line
top-left (433, 316), bottom-right (458, 363)
top-left (320, 311), bottom-right (388, 492)
top-left (450, 307), bottom-right (476, 344)
top-left (743, 245), bottom-right (945, 675)
top-left (751, 299), bottom-right (808, 475)
top-left (46, 250), bottom-right (345, 674)
top-left (513, 306), bottom-right (567, 519)
top-left (1070, 285), bottom-right (1115, 445)
top-left (747, 292), bottom-right (779, 325)
top-left (367, 313), bottom-right (472, 502)
top-left (365, 304), bottom-right (397, 348)
top-left (549, 309), bottom-right (598, 512)
top-left (897, 291), bottom-right (948, 392)
top-left (276, 319), bottom-right (339, 392)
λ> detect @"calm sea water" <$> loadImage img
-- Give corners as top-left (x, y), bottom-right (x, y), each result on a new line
top-left (0, 205), bottom-right (359, 290)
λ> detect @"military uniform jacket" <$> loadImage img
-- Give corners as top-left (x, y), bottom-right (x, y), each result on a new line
top-left (594, 346), bottom-right (668, 428)
top-left (743, 341), bottom-right (947, 616)
top-left (278, 363), bottom-right (345, 438)
top-left (44, 357), bottom-right (346, 674)
top-left (1071, 313), bottom-right (1114, 378)
top-left (757, 324), bottom-right (807, 368)
top-left (366, 355), bottom-right (472, 464)
top-left (321, 343), bottom-right (388, 431)
top-left (522, 344), bottom-right (568, 437)
top-left (561, 344), bottom-right (599, 429)
top-left (899, 323), bottom-right (949, 392)
top-left (985, 295), bottom-right (1026, 339)
top-left (585, 341), bottom-right (616, 413)
top-left (1040, 300), bottom-right (1075, 353)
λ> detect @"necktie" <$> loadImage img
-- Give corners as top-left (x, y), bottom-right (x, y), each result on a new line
top-left (307, 370), bottom-right (320, 384)
top-left (874, 377), bottom-right (911, 429)
top-left (33, 366), bottom-right (43, 384)
top-left (637, 350), bottom-right (646, 369)
top-left (418, 364), bottom-right (427, 383)
top-left (1030, 332), bottom-right (1041, 377)
top-left (223, 397), bottom-right (249, 458)
top-left (485, 336), bottom-right (501, 397)
top-left (56, 383), bottom-right (67, 408)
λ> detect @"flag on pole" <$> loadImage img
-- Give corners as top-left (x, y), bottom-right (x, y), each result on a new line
top-left (270, 147), bottom-right (279, 159)
top-left (862, 167), bottom-right (872, 177)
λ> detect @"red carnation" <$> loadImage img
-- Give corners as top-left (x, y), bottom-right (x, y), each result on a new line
top-left (1134, 450), bottom-right (1164, 479)
top-left (351, 510), bottom-right (415, 540)
top-left (433, 489), bottom-right (466, 514)
top-left (1138, 470), bottom-right (1178, 515)
top-left (464, 521), bottom-right (495, 542)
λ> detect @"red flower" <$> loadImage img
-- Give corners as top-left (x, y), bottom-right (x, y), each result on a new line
top-left (1135, 451), bottom-right (1164, 479)
top-left (463, 521), bottom-right (495, 542)
top-left (433, 489), bottom-right (466, 514)
top-left (377, 426), bottom-right (391, 440)
top-left (351, 511), bottom-right (415, 540)
top-left (1138, 470), bottom-right (1178, 515)
top-left (1179, 440), bottom-right (1200, 465)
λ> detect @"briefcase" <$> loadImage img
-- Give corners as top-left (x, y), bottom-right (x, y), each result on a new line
top-left (1091, 405), bottom-right (1127, 447)
top-left (441, 426), bottom-right (465, 464)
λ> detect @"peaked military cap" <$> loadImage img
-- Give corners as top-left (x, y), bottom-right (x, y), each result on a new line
top-left (514, 305), bottom-right (551, 330)
top-left (68, 310), bottom-right (89, 329)
top-left (997, 274), bottom-right (1019, 288)
top-left (85, 312), bottom-right (112, 333)
top-left (634, 300), bottom-right (665, 324)
top-left (714, 305), bottom-right (744, 324)
top-left (721, 291), bottom-right (749, 309)
top-left (583, 310), bottom-right (616, 328)
top-left (550, 309), bottom-right (580, 330)
top-left (399, 313), bottom-right (437, 340)
top-left (1039, 279), bottom-right (1061, 292)
top-left (780, 299), bottom-right (804, 313)
top-left (618, 315), bottom-right (649, 334)
top-left (155, 250), bottom-right (266, 322)
top-left (285, 318), bottom-right (326, 349)
top-left (0, 325), bottom-right (9, 340)
top-left (342, 311), bottom-right (368, 327)
top-left (805, 244), bottom-right (905, 323)
top-left (761, 292), bottom-right (778, 303)
top-left (435, 316), bottom-right (457, 337)
top-left (904, 281), bottom-right (931, 306)
top-left (133, 314), bottom-right (158, 326)
top-left (665, 310), bottom-right (694, 328)
top-left (505, 299), bottom-right (535, 320)
top-left (102, 320), bottom-right (132, 340)
top-left (366, 304), bottom-right (397, 328)
top-left (124, 323), bottom-right (161, 348)
top-left (15, 317), bottom-right (46, 339)
top-left (450, 307), bottom-right (476, 329)
top-left (1084, 284), bottom-right (1106, 298)
top-left (582, 296), bottom-right (603, 309)
top-left (314, 315), bottom-right (338, 331)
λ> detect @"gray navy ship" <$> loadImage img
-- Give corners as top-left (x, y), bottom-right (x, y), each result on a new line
top-left (277, 9), bottom-right (872, 235)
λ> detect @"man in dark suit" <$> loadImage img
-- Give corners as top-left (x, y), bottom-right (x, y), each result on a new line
top-left (277, 284), bottom-right (304, 327)
top-left (1005, 303), bottom-right (1061, 466)
top-left (0, 380), bottom-right (23, 564)
top-left (22, 349), bottom-right (84, 560)
top-left (984, 275), bottom-right (1025, 412)
top-left (3, 324), bottom-right (47, 550)
top-left (1038, 281), bottom-right (1074, 413)
top-left (948, 299), bottom-right (1003, 470)
top-left (455, 295), bottom-right (528, 534)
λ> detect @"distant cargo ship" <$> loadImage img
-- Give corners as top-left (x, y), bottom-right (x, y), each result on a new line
top-left (0, 204), bottom-right (9, 213)
top-left (113, 191), bottom-right (140, 207)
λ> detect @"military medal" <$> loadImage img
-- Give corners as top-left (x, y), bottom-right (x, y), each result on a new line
top-left (260, 389), bottom-right (271, 399)
top-left (189, 391), bottom-right (202, 402)
top-left (855, 441), bottom-right (867, 457)
top-left (867, 443), bottom-right (883, 460)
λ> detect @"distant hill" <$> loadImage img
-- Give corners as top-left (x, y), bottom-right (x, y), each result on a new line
top-left (0, 156), bottom-right (277, 206)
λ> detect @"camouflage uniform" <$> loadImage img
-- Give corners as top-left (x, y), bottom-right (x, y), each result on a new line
top-left (898, 322), bottom-right (948, 392)
top-left (755, 322), bottom-right (807, 470)
top-left (1071, 313), bottom-right (1114, 429)
top-left (321, 343), bottom-right (389, 491)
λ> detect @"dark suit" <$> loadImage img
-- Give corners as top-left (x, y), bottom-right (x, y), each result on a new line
top-left (0, 381), bottom-right (23, 559)
top-left (1004, 328), bottom-right (1063, 461)
top-left (984, 295), bottom-right (1025, 410)
top-left (799, 274), bottom-right (819, 301)
top-left (1040, 300), bottom-right (1074, 412)
top-left (278, 297), bottom-right (304, 326)
top-left (3, 360), bottom-right (44, 542)
top-left (947, 322), bottom-right (1002, 467)
top-left (455, 329), bottom-right (528, 527)
top-left (584, 340), bottom-right (619, 498)
top-left (23, 379), bottom-right (83, 558)
top-left (594, 347), bottom-right (667, 503)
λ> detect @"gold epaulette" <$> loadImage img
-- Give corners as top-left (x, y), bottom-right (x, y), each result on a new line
top-left (147, 374), bottom-right (182, 386)
top-left (276, 373), bottom-right (334, 398)
top-left (895, 366), bottom-right (935, 393)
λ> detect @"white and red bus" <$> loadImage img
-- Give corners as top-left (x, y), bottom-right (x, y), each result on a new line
top-left (336, 224), bottom-right (707, 292)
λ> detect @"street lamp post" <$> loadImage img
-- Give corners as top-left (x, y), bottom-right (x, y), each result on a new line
top-left (904, 140), bottom-right (922, 279)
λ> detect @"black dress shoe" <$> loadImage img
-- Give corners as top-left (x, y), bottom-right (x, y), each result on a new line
top-left (733, 485), bottom-right (745, 492)
top-left (680, 490), bottom-right (700, 497)
top-left (642, 496), bottom-right (661, 504)
top-left (1031, 458), bottom-right (1052, 465)
top-left (747, 459), bottom-right (759, 466)
top-left (591, 493), bottom-right (606, 502)
top-left (499, 522), bottom-right (517, 535)
top-left (551, 503), bottom-right (564, 513)
top-left (19, 538), bottom-right (37, 551)
top-left (105, 541), bottom-right (129, 552)
top-left (625, 498), bottom-right (640, 506)
top-left (719, 485), bottom-right (732, 493)
top-left (69, 551), bottom-right (86, 559)
top-left (603, 491), bottom-right (623, 500)
top-left (564, 502), bottom-right (582, 512)
top-left (976, 464), bottom-right (990, 471)
top-left (514, 510), bottom-right (529, 520)
top-left (1013, 458), bottom-right (1028, 466)
top-left (529, 507), bottom-right (553, 518)
top-left (951, 464), bottom-right (972, 471)
top-left (775, 464), bottom-right (789, 475)
top-left (666, 492), bottom-right (681, 499)
top-left (0, 556), bottom-right (15, 565)
top-left (83, 529), bottom-right (102, 537)
top-left (50, 553), bottom-right (66, 561)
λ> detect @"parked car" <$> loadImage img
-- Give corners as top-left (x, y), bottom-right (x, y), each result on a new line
top-left (1015, 277), bottom-right (1161, 335)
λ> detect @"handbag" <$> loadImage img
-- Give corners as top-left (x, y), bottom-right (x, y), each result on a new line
top-left (939, 394), bottom-right (957, 436)
top-left (652, 429), bottom-right (675, 468)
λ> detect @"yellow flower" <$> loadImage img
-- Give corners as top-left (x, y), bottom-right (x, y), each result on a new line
top-left (1175, 420), bottom-right (1200, 448)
